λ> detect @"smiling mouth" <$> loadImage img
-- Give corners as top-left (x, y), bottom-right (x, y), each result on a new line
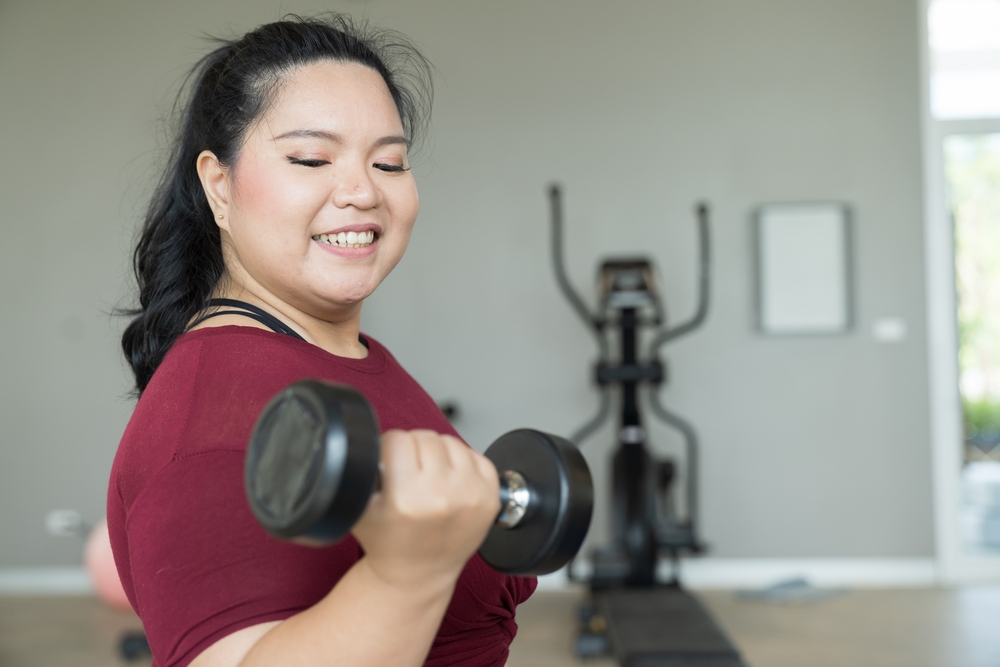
top-left (312, 230), bottom-right (376, 248)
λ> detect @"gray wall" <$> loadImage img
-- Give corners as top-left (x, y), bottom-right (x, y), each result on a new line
top-left (0, 0), bottom-right (932, 567)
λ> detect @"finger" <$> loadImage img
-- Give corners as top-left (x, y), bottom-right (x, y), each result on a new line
top-left (410, 430), bottom-right (451, 475)
top-left (381, 430), bottom-right (419, 488)
top-left (472, 449), bottom-right (499, 485)
top-left (439, 435), bottom-right (473, 476)
top-left (471, 453), bottom-right (501, 516)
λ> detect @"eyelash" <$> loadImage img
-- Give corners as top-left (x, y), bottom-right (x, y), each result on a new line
top-left (286, 156), bottom-right (409, 172)
top-left (375, 163), bottom-right (410, 173)
top-left (287, 157), bottom-right (328, 168)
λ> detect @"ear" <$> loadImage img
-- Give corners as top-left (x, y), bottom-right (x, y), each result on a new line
top-left (196, 150), bottom-right (232, 232)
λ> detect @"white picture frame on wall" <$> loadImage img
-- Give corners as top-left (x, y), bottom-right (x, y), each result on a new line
top-left (755, 202), bottom-right (853, 336)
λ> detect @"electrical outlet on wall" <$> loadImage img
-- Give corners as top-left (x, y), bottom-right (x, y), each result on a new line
top-left (45, 509), bottom-right (87, 537)
top-left (872, 317), bottom-right (908, 343)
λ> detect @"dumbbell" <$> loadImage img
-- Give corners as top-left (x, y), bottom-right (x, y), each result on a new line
top-left (244, 379), bottom-right (594, 576)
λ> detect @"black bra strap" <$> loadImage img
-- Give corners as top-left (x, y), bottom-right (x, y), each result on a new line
top-left (190, 298), bottom-right (306, 342)
top-left (188, 309), bottom-right (283, 332)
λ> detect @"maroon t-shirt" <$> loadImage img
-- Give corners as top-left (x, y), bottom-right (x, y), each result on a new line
top-left (107, 326), bottom-right (536, 667)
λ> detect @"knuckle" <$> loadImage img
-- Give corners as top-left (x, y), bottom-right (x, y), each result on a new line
top-left (410, 429), bottom-right (439, 443)
top-left (441, 434), bottom-right (465, 450)
top-left (382, 429), bottom-right (410, 444)
top-left (476, 454), bottom-right (498, 479)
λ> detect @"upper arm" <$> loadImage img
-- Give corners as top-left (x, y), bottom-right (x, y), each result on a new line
top-left (124, 452), bottom-right (361, 666)
top-left (188, 622), bottom-right (281, 667)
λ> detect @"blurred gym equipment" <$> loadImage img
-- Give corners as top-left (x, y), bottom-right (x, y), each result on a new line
top-left (549, 184), bottom-right (746, 666)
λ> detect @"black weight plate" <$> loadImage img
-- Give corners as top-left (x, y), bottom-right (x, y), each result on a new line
top-left (479, 430), bottom-right (593, 576)
top-left (245, 380), bottom-right (380, 544)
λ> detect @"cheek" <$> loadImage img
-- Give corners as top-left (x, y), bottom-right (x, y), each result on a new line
top-left (391, 181), bottom-right (420, 237)
top-left (229, 162), bottom-right (322, 279)
top-left (233, 160), bottom-right (306, 221)
top-left (232, 167), bottom-right (330, 265)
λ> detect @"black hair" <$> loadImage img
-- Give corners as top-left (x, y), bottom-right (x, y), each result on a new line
top-left (120, 14), bottom-right (432, 393)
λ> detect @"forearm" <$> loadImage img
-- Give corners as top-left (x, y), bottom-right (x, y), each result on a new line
top-left (238, 557), bottom-right (456, 667)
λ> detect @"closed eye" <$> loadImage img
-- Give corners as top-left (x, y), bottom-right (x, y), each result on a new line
top-left (374, 163), bottom-right (410, 173)
top-left (287, 156), bottom-right (329, 168)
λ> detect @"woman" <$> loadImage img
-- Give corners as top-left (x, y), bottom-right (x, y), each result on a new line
top-left (109, 15), bottom-right (534, 667)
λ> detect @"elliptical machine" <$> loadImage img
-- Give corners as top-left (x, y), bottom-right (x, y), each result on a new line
top-left (549, 185), bottom-right (745, 666)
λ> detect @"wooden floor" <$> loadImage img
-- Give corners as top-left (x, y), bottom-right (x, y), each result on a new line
top-left (2, 587), bottom-right (1000, 666)
top-left (511, 587), bottom-right (1000, 667)
top-left (0, 596), bottom-right (148, 667)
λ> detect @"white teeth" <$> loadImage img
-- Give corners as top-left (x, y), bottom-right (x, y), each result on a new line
top-left (312, 230), bottom-right (376, 248)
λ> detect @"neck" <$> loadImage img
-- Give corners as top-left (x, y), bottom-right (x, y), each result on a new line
top-left (215, 273), bottom-right (369, 360)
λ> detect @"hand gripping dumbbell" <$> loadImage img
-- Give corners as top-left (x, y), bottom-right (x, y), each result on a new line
top-left (244, 380), bottom-right (594, 576)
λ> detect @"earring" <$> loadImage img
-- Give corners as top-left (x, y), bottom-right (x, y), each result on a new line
top-left (217, 213), bottom-right (224, 220)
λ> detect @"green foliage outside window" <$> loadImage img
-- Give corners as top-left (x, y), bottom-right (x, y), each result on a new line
top-left (947, 134), bottom-right (1000, 450)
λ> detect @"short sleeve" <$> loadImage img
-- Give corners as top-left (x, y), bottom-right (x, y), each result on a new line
top-left (124, 450), bottom-right (361, 667)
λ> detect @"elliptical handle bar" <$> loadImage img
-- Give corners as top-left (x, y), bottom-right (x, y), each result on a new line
top-left (549, 184), bottom-right (609, 360)
top-left (649, 202), bottom-right (711, 353)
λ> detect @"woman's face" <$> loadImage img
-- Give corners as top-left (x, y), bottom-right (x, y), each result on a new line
top-left (208, 60), bottom-right (419, 319)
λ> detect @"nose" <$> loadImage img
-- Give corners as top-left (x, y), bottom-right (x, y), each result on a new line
top-left (332, 161), bottom-right (379, 210)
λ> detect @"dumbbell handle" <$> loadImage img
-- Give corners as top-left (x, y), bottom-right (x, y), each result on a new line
top-left (497, 470), bottom-right (533, 529)
top-left (373, 466), bottom-right (534, 529)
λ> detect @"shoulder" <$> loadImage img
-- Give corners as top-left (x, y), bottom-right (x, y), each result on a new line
top-left (163, 326), bottom-right (330, 379)
top-left (143, 327), bottom-right (321, 423)
top-left (111, 327), bottom-right (447, 506)
top-left (152, 327), bottom-right (336, 448)
top-left (117, 327), bottom-right (400, 464)
top-left (113, 328), bottom-right (322, 500)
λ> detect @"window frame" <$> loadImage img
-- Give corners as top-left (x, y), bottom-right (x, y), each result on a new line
top-left (922, 0), bottom-right (1000, 583)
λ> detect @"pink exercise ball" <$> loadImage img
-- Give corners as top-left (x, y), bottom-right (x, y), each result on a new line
top-left (84, 518), bottom-right (132, 611)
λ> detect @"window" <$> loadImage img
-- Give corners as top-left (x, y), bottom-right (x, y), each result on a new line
top-left (930, 0), bottom-right (1000, 120)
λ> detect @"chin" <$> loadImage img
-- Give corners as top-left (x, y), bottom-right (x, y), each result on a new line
top-left (325, 285), bottom-right (374, 307)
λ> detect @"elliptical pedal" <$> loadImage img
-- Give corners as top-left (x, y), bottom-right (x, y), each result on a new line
top-left (596, 588), bottom-right (746, 667)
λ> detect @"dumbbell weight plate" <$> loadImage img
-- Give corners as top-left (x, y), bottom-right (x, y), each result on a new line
top-left (245, 380), bottom-right (380, 544)
top-left (479, 430), bottom-right (593, 576)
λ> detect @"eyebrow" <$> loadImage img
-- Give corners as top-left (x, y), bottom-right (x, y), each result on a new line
top-left (273, 129), bottom-right (407, 147)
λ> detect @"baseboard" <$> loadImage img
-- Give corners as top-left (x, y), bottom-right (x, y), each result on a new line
top-left (675, 558), bottom-right (938, 588)
top-left (536, 557), bottom-right (938, 591)
top-left (0, 567), bottom-right (92, 595)
top-left (1, 559), bottom-right (938, 595)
